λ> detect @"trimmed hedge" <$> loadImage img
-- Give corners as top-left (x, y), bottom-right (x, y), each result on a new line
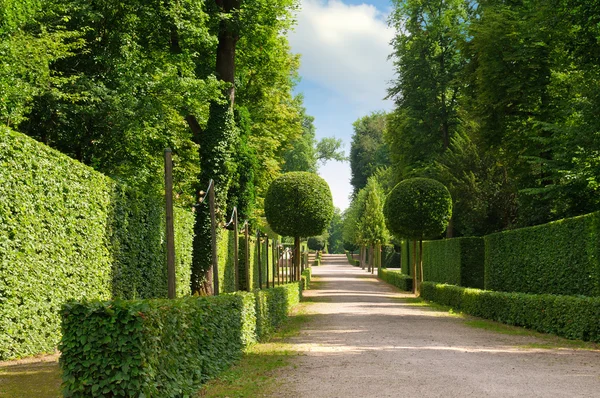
top-left (60, 293), bottom-right (256, 397)
top-left (61, 280), bottom-right (305, 397)
top-left (301, 267), bottom-right (312, 291)
top-left (0, 128), bottom-right (194, 360)
top-left (484, 211), bottom-right (600, 296)
top-left (255, 282), bottom-right (302, 340)
top-left (422, 282), bottom-right (600, 342)
top-left (422, 237), bottom-right (484, 289)
top-left (345, 251), bottom-right (360, 266)
top-left (378, 268), bottom-right (413, 292)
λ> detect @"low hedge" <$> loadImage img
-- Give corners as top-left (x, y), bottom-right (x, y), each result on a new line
top-left (422, 237), bottom-right (484, 289)
top-left (60, 293), bottom-right (256, 397)
top-left (61, 280), bottom-right (305, 397)
top-left (378, 268), bottom-right (413, 292)
top-left (0, 128), bottom-right (194, 360)
top-left (421, 282), bottom-right (600, 342)
top-left (301, 267), bottom-right (312, 291)
top-left (484, 211), bottom-right (600, 296)
top-left (255, 282), bottom-right (302, 340)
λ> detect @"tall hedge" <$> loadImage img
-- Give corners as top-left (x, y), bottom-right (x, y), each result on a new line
top-left (0, 128), bottom-right (194, 360)
top-left (484, 211), bottom-right (600, 296)
top-left (423, 237), bottom-right (484, 289)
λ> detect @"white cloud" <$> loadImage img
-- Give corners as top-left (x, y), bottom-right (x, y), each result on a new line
top-left (288, 0), bottom-right (396, 109)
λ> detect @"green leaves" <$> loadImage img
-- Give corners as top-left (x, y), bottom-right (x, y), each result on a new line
top-left (264, 172), bottom-right (334, 239)
top-left (0, 128), bottom-right (195, 360)
top-left (384, 178), bottom-right (453, 240)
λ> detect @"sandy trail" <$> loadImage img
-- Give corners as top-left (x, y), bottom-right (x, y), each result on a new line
top-left (277, 254), bottom-right (600, 398)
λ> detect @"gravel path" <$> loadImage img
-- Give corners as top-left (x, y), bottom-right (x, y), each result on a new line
top-left (277, 254), bottom-right (600, 398)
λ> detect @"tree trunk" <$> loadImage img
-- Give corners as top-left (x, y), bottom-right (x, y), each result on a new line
top-left (215, 0), bottom-right (241, 106)
top-left (412, 240), bottom-right (417, 295)
top-left (295, 236), bottom-right (300, 281)
top-left (419, 239), bottom-right (424, 294)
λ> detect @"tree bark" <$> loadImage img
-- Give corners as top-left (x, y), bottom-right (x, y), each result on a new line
top-left (412, 240), bottom-right (417, 295)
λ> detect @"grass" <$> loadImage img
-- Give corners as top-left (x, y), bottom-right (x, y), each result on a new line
top-left (197, 304), bottom-right (310, 397)
top-left (464, 319), bottom-right (600, 351)
top-left (0, 356), bottom-right (61, 398)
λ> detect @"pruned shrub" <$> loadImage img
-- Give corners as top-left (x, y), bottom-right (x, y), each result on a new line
top-left (422, 282), bottom-right (600, 342)
top-left (484, 211), bottom-right (600, 296)
top-left (378, 269), bottom-right (413, 292)
top-left (0, 128), bottom-right (194, 360)
top-left (422, 237), bottom-right (484, 288)
top-left (308, 236), bottom-right (327, 251)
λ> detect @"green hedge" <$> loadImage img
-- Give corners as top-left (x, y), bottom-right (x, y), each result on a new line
top-left (60, 293), bottom-right (256, 397)
top-left (301, 267), bottom-right (312, 291)
top-left (422, 282), bottom-right (600, 342)
top-left (422, 237), bottom-right (484, 289)
top-left (345, 251), bottom-right (359, 266)
top-left (484, 212), bottom-right (600, 296)
top-left (61, 280), bottom-right (305, 396)
top-left (378, 268), bottom-right (413, 292)
top-left (0, 128), bottom-right (194, 360)
top-left (255, 282), bottom-right (302, 340)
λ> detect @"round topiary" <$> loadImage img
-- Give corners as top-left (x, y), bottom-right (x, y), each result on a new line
top-left (384, 178), bottom-right (452, 239)
top-left (264, 172), bottom-right (334, 238)
top-left (307, 236), bottom-right (326, 251)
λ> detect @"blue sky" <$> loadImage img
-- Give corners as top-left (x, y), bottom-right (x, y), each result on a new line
top-left (288, 0), bottom-right (396, 211)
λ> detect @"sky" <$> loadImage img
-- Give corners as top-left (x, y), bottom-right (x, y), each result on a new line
top-left (287, 0), bottom-right (396, 211)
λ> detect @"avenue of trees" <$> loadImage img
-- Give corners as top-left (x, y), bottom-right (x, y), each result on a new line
top-left (344, 0), bottom-right (600, 250)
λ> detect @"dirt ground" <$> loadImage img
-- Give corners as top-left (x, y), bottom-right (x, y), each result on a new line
top-left (276, 255), bottom-right (600, 398)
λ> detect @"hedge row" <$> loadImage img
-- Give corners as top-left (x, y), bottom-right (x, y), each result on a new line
top-left (421, 282), bottom-right (600, 342)
top-left (0, 128), bottom-right (194, 360)
top-left (422, 237), bottom-right (484, 289)
top-left (378, 268), bottom-right (413, 292)
top-left (301, 267), bottom-right (312, 291)
top-left (345, 251), bottom-right (360, 266)
top-left (60, 281), bottom-right (305, 397)
top-left (484, 211), bottom-right (600, 296)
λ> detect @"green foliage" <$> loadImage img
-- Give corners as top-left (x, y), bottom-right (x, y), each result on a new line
top-left (60, 279), bottom-right (305, 396)
top-left (378, 269), bottom-right (413, 292)
top-left (301, 268), bottom-right (312, 291)
top-left (484, 212), bottom-right (600, 296)
top-left (384, 178), bottom-right (453, 239)
top-left (60, 293), bottom-right (257, 397)
top-left (307, 236), bottom-right (326, 251)
top-left (400, 240), bottom-right (411, 275)
top-left (382, 245), bottom-right (400, 268)
top-left (255, 282), bottom-right (302, 341)
top-left (422, 238), bottom-right (485, 289)
top-left (264, 172), bottom-right (334, 238)
top-left (345, 251), bottom-right (360, 267)
top-left (350, 111), bottom-right (390, 195)
top-left (422, 282), bottom-right (600, 342)
top-left (0, 128), bottom-right (194, 360)
top-left (359, 177), bottom-right (389, 245)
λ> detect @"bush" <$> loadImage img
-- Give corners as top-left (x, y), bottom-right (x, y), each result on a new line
top-left (384, 178), bottom-right (452, 239)
top-left (422, 237), bottom-right (484, 288)
top-left (0, 128), bottom-right (194, 360)
top-left (422, 282), bottom-right (600, 342)
top-left (484, 211), bottom-right (600, 296)
top-left (61, 280), bottom-right (305, 397)
top-left (60, 293), bottom-right (257, 397)
top-left (255, 282), bottom-right (302, 340)
top-left (264, 172), bottom-right (334, 238)
top-left (307, 236), bottom-right (326, 251)
top-left (378, 269), bottom-right (413, 292)
top-left (301, 267), bottom-right (312, 290)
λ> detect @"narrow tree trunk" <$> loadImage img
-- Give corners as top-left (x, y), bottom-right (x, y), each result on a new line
top-left (412, 240), bottom-right (417, 295)
top-left (419, 239), bottom-right (424, 294)
top-left (295, 236), bottom-right (300, 281)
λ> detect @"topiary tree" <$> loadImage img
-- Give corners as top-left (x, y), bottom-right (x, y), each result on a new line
top-left (265, 172), bottom-right (334, 279)
top-left (359, 177), bottom-right (389, 273)
top-left (384, 178), bottom-right (452, 294)
top-left (307, 235), bottom-right (327, 252)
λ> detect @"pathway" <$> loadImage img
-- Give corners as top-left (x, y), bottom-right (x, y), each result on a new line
top-left (277, 254), bottom-right (600, 397)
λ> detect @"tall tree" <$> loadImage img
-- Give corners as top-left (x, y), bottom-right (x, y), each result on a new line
top-left (349, 111), bottom-right (390, 195)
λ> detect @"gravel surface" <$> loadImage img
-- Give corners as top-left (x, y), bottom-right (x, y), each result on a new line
top-left (277, 255), bottom-right (600, 398)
